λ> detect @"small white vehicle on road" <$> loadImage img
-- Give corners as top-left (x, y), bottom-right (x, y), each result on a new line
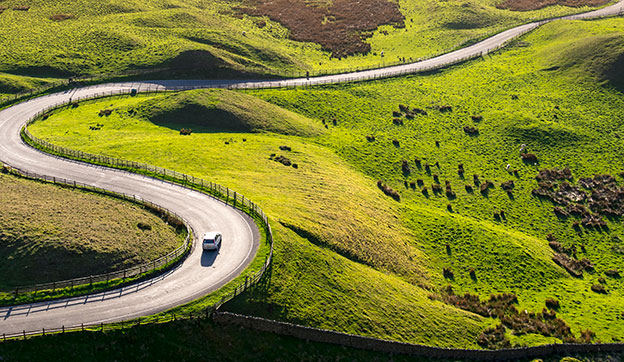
top-left (202, 232), bottom-right (222, 251)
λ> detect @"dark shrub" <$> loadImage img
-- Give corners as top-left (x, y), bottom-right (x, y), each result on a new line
top-left (279, 145), bottom-right (292, 151)
top-left (591, 283), bottom-right (607, 294)
top-left (443, 267), bottom-right (454, 279)
top-left (438, 105), bottom-right (452, 112)
top-left (414, 158), bottom-right (421, 167)
top-left (432, 184), bottom-right (442, 193)
top-left (416, 179), bottom-right (424, 186)
top-left (465, 184), bottom-right (473, 193)
top-left (398, 104), bottom-right (408, 112)
top-left (473, 174), bottom-right (480, 185)
top-left (463, 126), bottom-right (479, 135)
top-left (393, 118), bottom-right (404, 125)
top-left (521, 153), bottom-right (538, 163)
top-left (480, 181), bottom-right (494, 194)
top-left (469, 268), bottom-right (477, 280)
top-left (501, 180), bottom-right (515, 191)
top-left (98, 109), bottom-right (113, 117)
top-left (605, 269), bottom-right (621, 278)
top-left (392, 139), bottom-right (400, 147)
top-left (366, 134), bottom-right (375, 141)
top-left (377, 181), bottom-right (400, 201)
top-left (392, 111), bottom-right (401, 117)
top-left (137, 222), bottom-right (152, 231)
top-left (553, 253), bottom-right (593, 277)
top-left (471, 115), bottom-right (483, 121)
top-left (180, 128), bottom-right (192, 135)
top-left (292, 163), bottom-right (298, 169)
top-left (401, 160), bottom-right (410, 174)
top-left (409, 181), bottom-right (416, 189)
top-left (274, 155), bottom-right (292, 166)
top-left (412, 108), bottom-right (428, 116)
top-left (545, 298), bottom-right (559, 310)
top-left (332, 119), bottom-right (337, 126)
top-left (433, 174), bottom-right (439, 183)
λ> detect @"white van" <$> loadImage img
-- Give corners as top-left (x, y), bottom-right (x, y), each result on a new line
top-left (202, 232), bottom-right (222, 251)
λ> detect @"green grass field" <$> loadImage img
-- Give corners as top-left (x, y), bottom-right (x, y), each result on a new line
top-left (0, 172), bottom-right (183, 290)
top-left (0, 0), bottom-right (614, 98)
top-left (27, 17), bottom-right (624, 348)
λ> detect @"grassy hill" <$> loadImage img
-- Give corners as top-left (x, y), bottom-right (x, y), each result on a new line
top-left (0, 0), bottom-right (613, 98)
top-left (28, 17), bottom-right (624, 347)
top-left (0, 171), bottom-right (183, 290)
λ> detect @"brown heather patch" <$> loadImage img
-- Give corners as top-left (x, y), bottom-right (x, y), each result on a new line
top-left (50, 14), bottom-right (75, 21)
top-left (238, 0), bottom-right (405, 58)
top-left (496, 0), bottom-right (608, 11)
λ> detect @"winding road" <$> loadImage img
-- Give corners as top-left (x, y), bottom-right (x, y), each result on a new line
top-left (0, 1), bottom-right (623, 337)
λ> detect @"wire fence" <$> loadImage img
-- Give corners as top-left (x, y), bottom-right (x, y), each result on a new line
top-left (1, 165), bottom-right (192, 298)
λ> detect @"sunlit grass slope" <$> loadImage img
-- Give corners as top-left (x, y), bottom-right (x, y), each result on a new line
top-left (29, 18), bottom-right (624, 346)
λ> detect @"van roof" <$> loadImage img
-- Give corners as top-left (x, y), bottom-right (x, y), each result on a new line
top-left (203, 232), bottom-right (219, 240)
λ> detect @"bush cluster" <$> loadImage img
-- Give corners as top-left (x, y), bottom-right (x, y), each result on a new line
top-left (377, 181), bottom-right (400, 201)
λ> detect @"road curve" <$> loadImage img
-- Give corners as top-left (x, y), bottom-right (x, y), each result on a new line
top-left (0, 2), bottom-right (622, 336)
top-left (0, 82), bottom-right (261, 336)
